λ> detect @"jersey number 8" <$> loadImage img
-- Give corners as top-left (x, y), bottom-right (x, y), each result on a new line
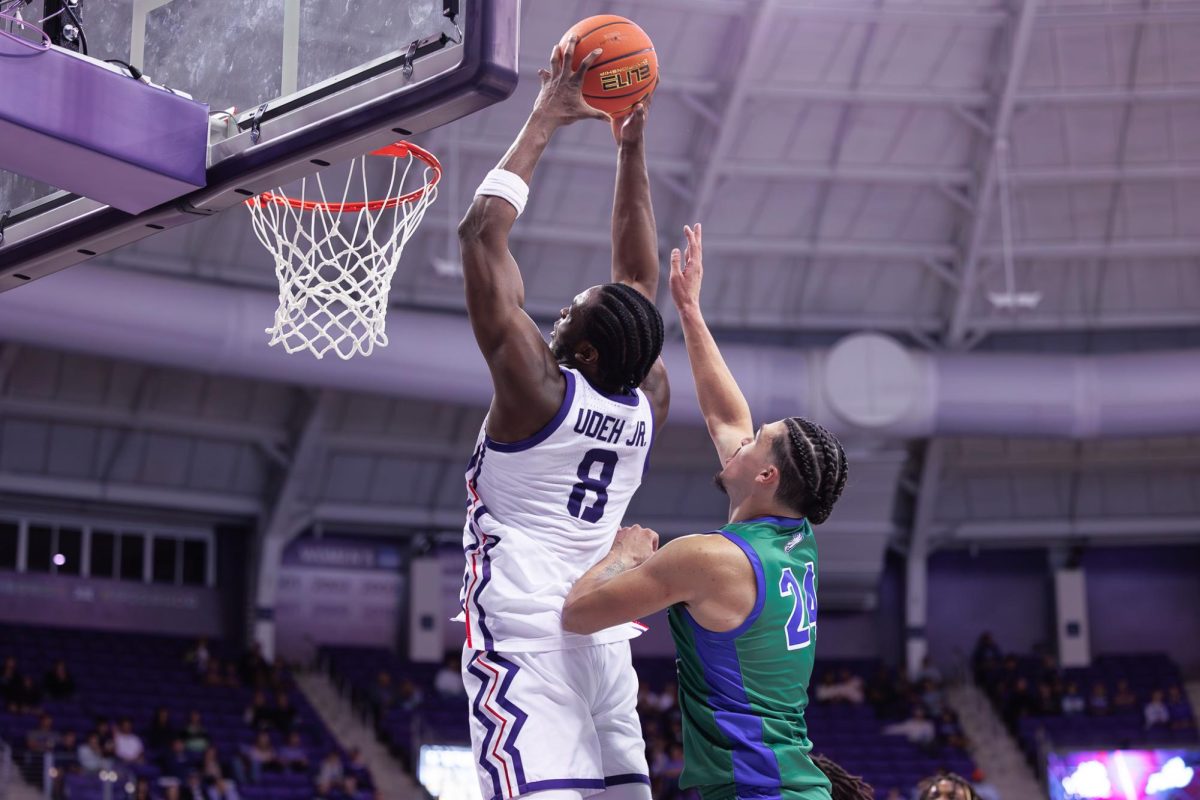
top-left (567, 448), bottom-right (619, 523)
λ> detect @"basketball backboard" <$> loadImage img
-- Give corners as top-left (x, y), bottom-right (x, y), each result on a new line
top-left (0, 0), bottom-right (519, 290)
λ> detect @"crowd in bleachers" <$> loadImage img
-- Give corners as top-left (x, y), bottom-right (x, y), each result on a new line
top-left (0, 626), bottom-right (373, 800)
top-left (971, 631), bottom-right (1198, 762)
top-left (323, 646), bottom-right (987, 800)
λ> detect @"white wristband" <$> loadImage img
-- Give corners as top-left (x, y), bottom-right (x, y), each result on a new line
top-left (475, 169), bottom-right (530, 217)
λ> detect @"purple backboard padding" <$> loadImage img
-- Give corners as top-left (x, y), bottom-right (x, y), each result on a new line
top-left (0, 39), bottom-right (208, 214)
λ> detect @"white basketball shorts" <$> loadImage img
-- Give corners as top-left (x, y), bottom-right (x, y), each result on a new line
top-left (461, 639), bottom-right (651, 800)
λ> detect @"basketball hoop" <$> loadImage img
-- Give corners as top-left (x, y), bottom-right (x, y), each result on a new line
top-left (245, 142), bottom-right (441, 360)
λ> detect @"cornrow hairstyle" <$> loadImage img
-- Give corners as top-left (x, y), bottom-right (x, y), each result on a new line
top-left (916, 772), bottom-right (981, 800)
top-left (811, 754), bottom-right (875, 800)
top-left (771, 417), bottom-right (849, 524)
top-left (584, 282), bottom-right (665, 394)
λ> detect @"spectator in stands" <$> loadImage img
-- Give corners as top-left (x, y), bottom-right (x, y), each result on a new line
top-left (244, 691), bottom-right (272, 730)
top-left (202, 660), bottom-right (225, 688)
top-left (917, 655), bottom-right (943, 687)
top-left (433, 652), bottom-right (465, 698)
top-left (345, 746), bottom-right (368, 774)
top-left (656, 680), bottom-right (679, 712)
top-left (114, 717), bottom-right (146, 763)
top-left (223, 662), bottom-right (242, 689)
top-left (94, 718), bottom-right (115, 748)
top-left (1166, 686), bottom-right (1193, 733)
top-left (1061, 681), bottom-right (1086, 716)
top-left (1038, 654), bottom-right (1061, 685)
top-left (370, 671), bottom-right (396, 712)
top-left (26, 714), bottom-right (59, 756)
top-left (160, 738), bottom-right (194, 782)
top-left (883, 706), bottom-right (936, 748)
top-left (652, 743), bottom-right (685, 800)
top-left (971, 632), bottom-right (1002, 680)
top-left (1145, 689), bottom-right (1170, 730)
top-left (206, 777), bottom-right (241, 800)
top-left (132, 778), bottom-right (154, 800)
top-left (316, 750), bottom-right (345, 793)
top-left (78, 732), bottom-right (109, 773)
top-left (182, 772), bottom-right (207, 800)
top-left (53, 729), bottom-right (79, 770)
top-left (242, 731), bottom-right (283, 783)
top-left (883, 790), bottom-right (903, 800)
top-left (268, 663), bottom-right (290, 692)
top-left (891, 669), bottom-right (916, 718)
top-left (185, 638), bottom-right (211, 675)
top-left (937, 710), bottom-right (966, 751)
top-left (180, 710), bottom-right (208, 754)
top-left (867, 665), bottom-right (898, 718)
top-left (240, 643), bottom-right (270, 688)
top-left (921, 678), bottom-right (946, 715)
top-left (11, 674), bottom-right (44, 714)
top-left (278, 731), bottom-right (310, 772)
top-left (1036, 682), bottom-right (1058, 715)
top-left (272, 691), bottom-right (297, 734)
top-left (397, 677), bottom-right (424, 712)
top-left (101, 735), bottom-right (119, 765)
top-left (814, 673), bottom-right (840, 704)
top-left (1112, 679), bottom-right (1138, 712)
top-left (0, 655), bottom-right (19, 700)
top-left (1087, 682), bottom-right (1110, 716)
top-left (43, 659), bottom-right (75, 700)
top-left (816, 670), bottom-right (865, 705)
top-left (1003, 677), bottom-right (1035, 729)
top-left (147, 707), bottom-right (177, 754)
top-left (202, 746), bottom-right (232, 786)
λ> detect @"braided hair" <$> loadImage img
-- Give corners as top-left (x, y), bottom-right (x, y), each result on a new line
top-left (583, 282), bottom-right (664, 394)
top-left (915, 772), bottom-right (981, 800)
top-left (811, 754), bottom-right (874, 800)
top-left (771, 417), bottom-right (848, 524)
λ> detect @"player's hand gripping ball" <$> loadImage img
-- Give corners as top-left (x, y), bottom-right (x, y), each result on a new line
top-left (562, 15), bottom-right (658, 120)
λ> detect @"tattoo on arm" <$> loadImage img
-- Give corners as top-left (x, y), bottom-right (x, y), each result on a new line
top-left (602, 558), bottom-right (630, 579)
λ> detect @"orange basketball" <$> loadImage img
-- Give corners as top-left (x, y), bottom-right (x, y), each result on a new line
top-left (563, 15), bottom-right (658, 119)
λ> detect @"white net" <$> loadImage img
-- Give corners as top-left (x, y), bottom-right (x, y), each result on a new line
top-left (246, 144), bottom-right (439, 360)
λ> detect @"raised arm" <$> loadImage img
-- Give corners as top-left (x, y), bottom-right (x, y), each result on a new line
top-left (611, 104), bottom-right (671, 426)
top-left (457, 38), bottom-right (606, 441)
top-left (611, 104), bottom-right (659, 299)
top-left (668, 225), bottom-right (753, 465)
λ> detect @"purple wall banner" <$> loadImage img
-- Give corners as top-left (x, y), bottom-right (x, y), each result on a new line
top-left (0, 572), bottom-right (222, 637)
top-left (276, 536), bottom-right (408, 661)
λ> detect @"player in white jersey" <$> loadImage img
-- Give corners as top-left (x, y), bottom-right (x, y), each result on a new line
top-left (455, 37), bottom-right (670, 800)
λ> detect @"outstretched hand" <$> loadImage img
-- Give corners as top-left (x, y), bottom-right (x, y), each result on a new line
top-left (669, 223), bottom-right (704, 313)
top-left (534, 36), bottom-right (610, 128)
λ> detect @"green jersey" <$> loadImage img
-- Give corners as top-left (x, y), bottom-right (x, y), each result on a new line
top-left (668, 516), bottom-right (830, 800)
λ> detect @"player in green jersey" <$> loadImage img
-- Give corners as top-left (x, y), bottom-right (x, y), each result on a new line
top-left (563, 224), bottom-right (854, 800)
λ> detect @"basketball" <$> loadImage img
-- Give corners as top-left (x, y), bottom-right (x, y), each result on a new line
top-left (563, 15), bottom-right (658, 118)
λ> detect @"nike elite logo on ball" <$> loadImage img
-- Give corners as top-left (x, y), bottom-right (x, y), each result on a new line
top-left (600, 61), bottom-right (653, 92)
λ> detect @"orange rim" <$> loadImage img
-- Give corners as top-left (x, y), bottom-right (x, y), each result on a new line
top-left (244, 142), bottom-right (442, 213)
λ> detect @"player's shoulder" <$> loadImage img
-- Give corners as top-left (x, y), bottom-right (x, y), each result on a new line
top-left (658, 531), bottom-right (755, 578)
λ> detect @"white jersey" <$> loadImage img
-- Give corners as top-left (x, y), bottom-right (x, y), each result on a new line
top-left (458, 366), bottom-right (655, 652)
